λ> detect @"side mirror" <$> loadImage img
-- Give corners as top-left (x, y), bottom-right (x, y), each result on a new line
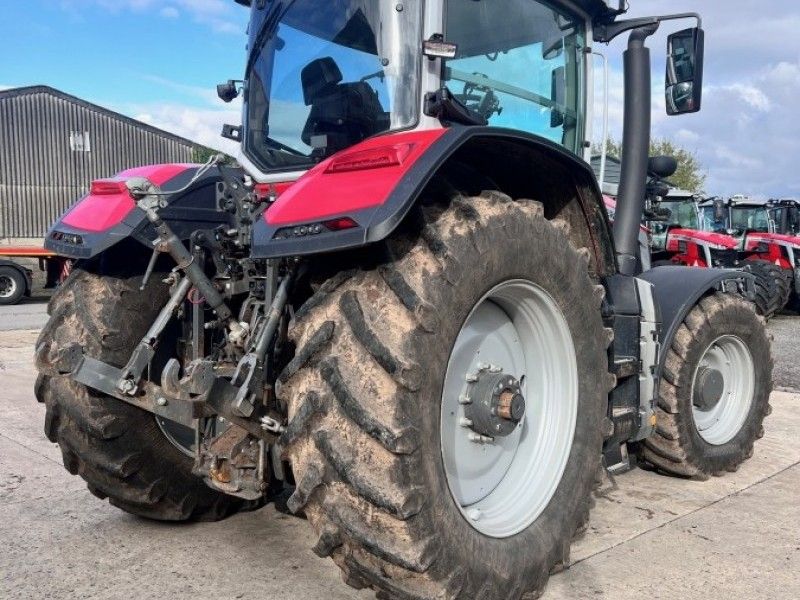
top-left (665, 27), bottom-right (704, 115)
top-left (217, 80), bottom-right (241, 103)
top-left (550, 66), bottom-right (565, 128)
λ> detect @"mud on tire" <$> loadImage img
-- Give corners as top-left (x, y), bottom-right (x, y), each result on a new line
top-left (641, 292), bottom-right (772, 479)
top-left (35, 266), bottom-right (257, 521)
top-left (277, 192), bottom-right (611, 599)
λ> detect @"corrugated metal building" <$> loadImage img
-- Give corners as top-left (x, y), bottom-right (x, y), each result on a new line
top-left (0, 85), bottom-right (199, 240)
top-left (590, 154), bottom-right (622, 196)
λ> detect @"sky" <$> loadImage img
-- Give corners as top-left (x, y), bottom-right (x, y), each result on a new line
top-left (1, 0), bottom-right (799, 198)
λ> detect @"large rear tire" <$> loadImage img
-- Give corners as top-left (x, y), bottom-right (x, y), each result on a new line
top-left (641, 293), bottom-right (772, 478)
top-left (277, 192), bottom-right (610, 599)
top-left (35, 267), bottom-right (257, 520)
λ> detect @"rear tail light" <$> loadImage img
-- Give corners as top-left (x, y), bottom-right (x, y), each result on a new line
top-left (323, 217), bottom-right (358, 231)
top-left (272, 216), bottom-right (359, 240)
top-left (90, 179), bottom-right (129, 196)
top-left (254, 181), bottom-right (294, 201)
top-left (325, 144), bottom-right (414, 174)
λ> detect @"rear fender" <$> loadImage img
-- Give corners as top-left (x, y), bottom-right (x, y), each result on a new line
top-left (45, 164), bottom-right (234, 259)
top-left (639, 266), bottom-right (754, 379)
top-left (252, 126), bottom-right (616, 275)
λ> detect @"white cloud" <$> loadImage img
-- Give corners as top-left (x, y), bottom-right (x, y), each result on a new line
top-left (725, 84), bottom-right (771, 112)
top-left (131, 102), bottom-right (241, 155)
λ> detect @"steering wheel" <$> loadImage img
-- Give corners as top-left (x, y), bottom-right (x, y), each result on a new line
top-left (460, 74), bottom-right (502, 121)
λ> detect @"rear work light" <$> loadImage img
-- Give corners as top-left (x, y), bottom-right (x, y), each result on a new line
top-left (90, 179), bottom-right (130, 196)
top-left (325, 144), bottom-right (414, 174)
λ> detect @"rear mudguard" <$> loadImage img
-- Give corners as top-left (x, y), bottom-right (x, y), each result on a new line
top-left (45, 164), bottom-right (236, 259)
top-left (639, 265), bottom-right (754, 379)
top-left (251, 125), bottom-right (610, 261)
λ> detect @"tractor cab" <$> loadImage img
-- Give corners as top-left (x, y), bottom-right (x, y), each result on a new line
top-left (768, 198), bottom-right (800, 237)
top-left (647, 188), bottom-right (702, 251)
top-left (228, 0), bottom-right (615, 180)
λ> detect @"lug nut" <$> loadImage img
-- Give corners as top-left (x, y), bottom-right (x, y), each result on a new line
top-left (468, 509), bottom-right (482, 521)
top-left (466, 373), bottom-right (478, 383)
top-left (156, 397), bottom-right (168, 407)
top-left (459, 417), bottom-right (473, 428)
top-left (459, 394), bottom-right (472, 405)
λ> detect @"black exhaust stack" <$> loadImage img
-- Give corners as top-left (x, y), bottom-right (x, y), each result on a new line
top-left (613, 24), bottom-right (659, 276)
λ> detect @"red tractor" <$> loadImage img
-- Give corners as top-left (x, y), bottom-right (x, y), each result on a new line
top-left (34, 3), bottom-right (773, 599)
top-left (646, 181), bottom-right (786, 317)
top-left (700, 196), bottom-right (799, 311)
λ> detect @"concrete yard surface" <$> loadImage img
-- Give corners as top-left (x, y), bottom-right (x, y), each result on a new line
top-left (1, 320), bottom-right (799, 599)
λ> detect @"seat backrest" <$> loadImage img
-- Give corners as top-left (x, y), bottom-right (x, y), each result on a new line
top-left (301, 57), bottom-right (343, 106)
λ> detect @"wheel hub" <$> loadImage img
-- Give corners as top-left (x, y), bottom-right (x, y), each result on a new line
top-left (464, 368), bottom-right (525, 438)
top-left (693, 366), bottom-right (724, 411)
top-left (0, 275), bottom-right (15, 298)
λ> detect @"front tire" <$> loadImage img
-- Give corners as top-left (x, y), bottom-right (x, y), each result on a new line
top-left (742, 259), bottom-right (788, 318)
top-left (35, 266), bottom-right (256, 520)
top-left (641, 293), bottom-right (772, 478)
top-left (277, 192), bottom-right (610, 599)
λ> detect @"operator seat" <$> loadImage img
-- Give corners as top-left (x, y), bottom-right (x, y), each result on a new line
top-left (300, 57), bottom-right (389, 156)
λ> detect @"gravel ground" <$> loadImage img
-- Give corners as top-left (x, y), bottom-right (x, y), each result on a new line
top-left (768, 314), bottom-right (800, 392)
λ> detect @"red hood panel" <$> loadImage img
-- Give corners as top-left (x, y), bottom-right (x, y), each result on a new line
top-left (668, 228), bottom-right (739, 250)
top-left (264, 129), bottom-right (447, 227)
top-left (61, 163), bottom-right (194, 233)
top-left (745, 232), bottom-right (800, 249)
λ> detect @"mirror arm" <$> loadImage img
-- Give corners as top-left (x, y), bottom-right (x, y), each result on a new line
top-left (595, 13), bottom-right (701, 44)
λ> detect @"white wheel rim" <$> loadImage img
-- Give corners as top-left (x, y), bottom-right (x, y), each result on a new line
top-left (691, 335), bottom-right (755, 445)
top-left (440, 280), bottom-right (578, 538)
top-left (0, 275), bottom-right (17, 298)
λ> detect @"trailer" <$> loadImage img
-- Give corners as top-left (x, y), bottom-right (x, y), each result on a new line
top-left (0, 246), bottom-right (71, 305)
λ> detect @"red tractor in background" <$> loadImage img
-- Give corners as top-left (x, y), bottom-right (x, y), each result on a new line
top-left (700, 196), bottom-right (799, 311)
top-left (643, 169), bottom-right (787, 317)
top-left (603, 159), bottom-right (786, 317)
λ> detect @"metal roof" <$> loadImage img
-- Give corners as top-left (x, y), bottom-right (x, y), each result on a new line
top-left (0, 86), bottom-right (200, 148)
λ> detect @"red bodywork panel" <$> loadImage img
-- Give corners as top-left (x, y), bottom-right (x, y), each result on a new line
top-left (666, 229), bottom-right (739, 268)
top-left (61, 164), bottom-right (193, 232)
top-left (743, 232), bottom-right (797, 269)
top-left (666, 228), bottom-right (738, 251)
top-left (264, 129), bottom-right (446, 226)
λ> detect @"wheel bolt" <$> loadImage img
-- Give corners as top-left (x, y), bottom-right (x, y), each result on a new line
top-left (468, 509), bottom-right (482, 521)
top-left (459, 394), bottom-right (472, 405)
top-left (459, 417), bottom-right (473, 428)
top-left (466, 373), bottom-right (478, 383)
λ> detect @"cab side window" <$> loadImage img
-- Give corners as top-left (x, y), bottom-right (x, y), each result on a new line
top-left (443, 0), bottom-right (586, 153)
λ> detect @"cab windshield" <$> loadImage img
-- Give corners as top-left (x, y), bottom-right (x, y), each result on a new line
top-left (655, 199), bottom-right (700, 230)
top-left (244, 0), bottom-right (422, 173)
top-left (730, 206), bottom-right (770, 233)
